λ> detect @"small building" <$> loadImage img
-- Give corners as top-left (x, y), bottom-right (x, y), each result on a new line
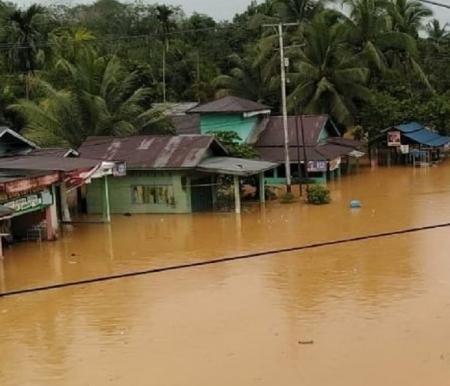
top-left (78, 134), bottom-right (277, 214)
top-left (371, 122), bottom-right (450, 166)
top-left (255, 115), bottom-right (365, 183)
top-left (0, 128), bottom-right (114, 247)
top-left (187, 96), bottom-right (271, 143)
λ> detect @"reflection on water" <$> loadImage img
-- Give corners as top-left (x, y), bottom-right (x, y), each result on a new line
top-left (1, 164), bottom-right (450, 385)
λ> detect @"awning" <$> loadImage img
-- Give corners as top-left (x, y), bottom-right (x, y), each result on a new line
top-left (0, 205), bottom-right (15, 220)
top-left (385, 122), bottom-right (450, 148)
top-left (197, 157), bottom-right (278, 177)
top-left (403, 129), bottom-right (450, 147)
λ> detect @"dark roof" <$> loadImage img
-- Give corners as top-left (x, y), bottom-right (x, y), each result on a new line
top-left (188, 96), bottom-right (270, 114)
top-left (0, 127), bottom-right (39, 156)
top-left (0, 156), bottom-right (100, 172)
top-left (326, 137), bottom-right (365, 150)
top-left (255, 115), bottom-right (337, 147)
top-left (153, 102), bottom-right (200, 115)
top-left (197, 157), bottom-right (277, 176)
top-left (257, 142), bottom-right (363, 163)
top-left (78, 135), bottom-right (228, 169)
top-left (170, 114), bottom-right (201, 135)
top-left (30, 148), bottom-right (79, 157)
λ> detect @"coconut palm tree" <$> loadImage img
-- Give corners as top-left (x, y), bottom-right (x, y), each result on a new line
top-left (276, 0), bottom-right (325, 22)
top-left (156, 5), bottom-right (176, 102)
top-left (5, 4), bottom-right (45, 98)
top-left (10, 52), bottom-right (170, 147)
top-left (388, 0), bottom-right (432, 37)
top-left (288, 14), bottom-right (371, 125)
top-left (426, 19), bottom-right (449, 44)
top-left (213, 51), bottom-right (270, 102)
top-left (343, 0), bottom-right (432, 90)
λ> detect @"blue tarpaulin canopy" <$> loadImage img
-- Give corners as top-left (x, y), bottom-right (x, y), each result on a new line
top-left (390, 122), bottom-right (450, 147)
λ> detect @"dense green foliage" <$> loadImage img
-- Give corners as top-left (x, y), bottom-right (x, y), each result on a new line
top-left (209, 131), bottom-right (259, 158)
top-left (307, 184), bottom-right (331, 204)
top-left (1, 0), bottom-right (450, 146)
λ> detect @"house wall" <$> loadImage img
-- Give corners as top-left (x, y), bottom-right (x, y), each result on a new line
top-left (86, 170), bottom-right (192, 214)
top-left (199, 113), bottom-right (258, 143)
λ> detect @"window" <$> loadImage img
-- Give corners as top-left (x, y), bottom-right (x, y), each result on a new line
top-left (131, 185), bottom-right (175, 206)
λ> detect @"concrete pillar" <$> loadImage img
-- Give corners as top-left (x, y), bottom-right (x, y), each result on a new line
top-left (259, 172), bottom-right (265, 204)
top-left (60, 183), bottom-right (72, 222)
top-left (46, 185), bottom-right (59, 240)
top-left (233, 175), bottom-right (241, 214)
top-left (103, 176), bottom-right (111, 223)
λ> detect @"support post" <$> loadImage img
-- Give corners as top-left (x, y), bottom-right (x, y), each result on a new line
top-left (103, 175), bottom-right (111, 223)
top-left (233, 175), bottom-right (241, 214)
top-left (46, 185), bottom-right (58, 240)
top-left (60, 182), bottom-right (72, 222)
top-left (259, 172), bottom-right (266, 204)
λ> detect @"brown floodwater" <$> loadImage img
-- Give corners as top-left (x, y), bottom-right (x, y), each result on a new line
top-left (1, 163), bottom-right (450, 385)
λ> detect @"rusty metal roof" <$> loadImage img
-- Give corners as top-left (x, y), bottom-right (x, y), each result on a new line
top-left (188, 96), bottom-right (270, 114)
top-left (30, 148), bottom-right (79, 157)
top-left (257, 142), bottom-right (364, 163)
top-left (255, 115), bottom-right (337, 147)
top-left (78, 135), bottom-right (228, 169)
top-left (0, 156), bottom-right (100, 172)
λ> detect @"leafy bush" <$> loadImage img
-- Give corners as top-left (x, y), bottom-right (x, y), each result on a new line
top-left (307, 185), bottom-right (331, 205)
top-left (280, 192), bottom-right (297, 204)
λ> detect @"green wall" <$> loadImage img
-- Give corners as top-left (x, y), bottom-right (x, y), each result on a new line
top-left (200, 113), bottom-right (258, 143)
top-left (86, 170), bottom-right (192, 214)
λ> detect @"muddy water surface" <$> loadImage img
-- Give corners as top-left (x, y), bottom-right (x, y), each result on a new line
top-left (1, 164), bottom-right (450, 385)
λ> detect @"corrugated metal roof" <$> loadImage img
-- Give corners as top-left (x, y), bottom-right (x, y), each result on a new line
top-left (257, 142), bottom-right (363, 163)
top-left (386, 122), bottom-right (450, 147)
top-left (188, 96), bottom-right (270, 114)
top-left (393, 122), bottom-right (423, 133)
top-left (255, 115), bottom-right (334, 147)
top-left (30, 148), bottom-right (79, 157)
top-left (153, 102), bottom-right (200, 115)
top-left (197, 157), bottom-right (277, 176)
top-left (0, 156), bottom-right (100, 172)
top-left (403, 129), bottom-right (450, 147)
top-left (78, 135), bottom-right (228, 169)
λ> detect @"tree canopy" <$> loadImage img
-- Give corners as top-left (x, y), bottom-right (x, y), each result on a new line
top-left (0, 0), bottom-right (449, 144)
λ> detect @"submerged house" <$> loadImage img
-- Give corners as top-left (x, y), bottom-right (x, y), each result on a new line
top-left (371, 122), bottom-right (450, 166)
top-left (0, 128), bottom-right (113, 251)
top-left (174, 96), bottom-right (365, 184)
top-left (255, 115), bottom-right (364, 183)
top-left (78, 134), bottom-right (277, 214)
top-left (187, 96), bottom-right (271, 143)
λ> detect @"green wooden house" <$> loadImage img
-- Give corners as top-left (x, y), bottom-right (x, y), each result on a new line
top-left (78, 134), bottom-right (277, 214)
top-left (187, 96), bottom-right (271, 143)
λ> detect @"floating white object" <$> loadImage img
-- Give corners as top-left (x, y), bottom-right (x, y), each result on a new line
top-left (350, 200), bottom-right (362, 209)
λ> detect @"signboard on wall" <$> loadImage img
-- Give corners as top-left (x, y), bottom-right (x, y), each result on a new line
top-left (387, 131), bottom-right (401, 147)
top-left (307, 160), bottom-right (327, 172)
top-left (3, 189), bottom-right (53, 216)
top-left (113, 162), bottom-right (127, 177)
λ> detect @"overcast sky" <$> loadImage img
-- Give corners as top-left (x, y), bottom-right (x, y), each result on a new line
top-left (14, 0), bottom-right (450, 23)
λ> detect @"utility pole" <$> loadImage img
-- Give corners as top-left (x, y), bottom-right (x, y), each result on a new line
top-left (263, 23), bottom-right (299, 193)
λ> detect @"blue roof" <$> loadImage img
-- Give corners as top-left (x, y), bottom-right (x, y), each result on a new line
top-left (390, 122), bottom-right (450, 147)
top-left (394, 122), bottom-right (424, 133)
